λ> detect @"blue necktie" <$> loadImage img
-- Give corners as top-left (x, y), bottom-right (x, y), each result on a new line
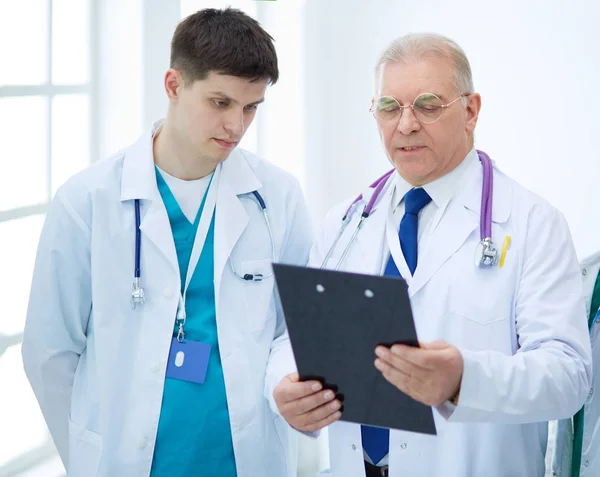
top-left (361, 187), bottom-right (432, 465)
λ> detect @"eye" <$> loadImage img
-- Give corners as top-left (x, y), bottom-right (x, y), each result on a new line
top-left (244, 104), bottom-right (259, 112)
top-left (375, 97), bottom-right (400, 113)
top-left (382, 104), bottom-right (399, 113)
top-left (417, 105), bottom-right (441, 112)
top-left (212, 99), bottom-right (228, 108)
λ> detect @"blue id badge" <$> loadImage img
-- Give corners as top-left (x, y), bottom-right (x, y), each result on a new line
top-left (165, 338), bottom-right (211, 384)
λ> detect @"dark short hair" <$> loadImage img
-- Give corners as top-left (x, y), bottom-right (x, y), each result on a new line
top-left (170, 7), bottom-right (279, 85)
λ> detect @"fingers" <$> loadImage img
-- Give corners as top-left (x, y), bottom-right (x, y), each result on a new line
top-left (375, 357), bottom-right (413, 389)
top-left (274, 375), bottom-right (343, 432)
top-left (293, 398), bottom-right (342, 429)
top-left (275, 374), bottom-right (323, 404)
top-left (282, 388), bottom-right (338, 416)
top-left (376, 346), bottom-right (430, 373)
top-left (374, 342), bottom-right (463, 407)
top-left (300, 404), bottom-right (343, 433)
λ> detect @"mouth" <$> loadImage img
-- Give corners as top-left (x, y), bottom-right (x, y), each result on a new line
top-left (213, 138), bottom-right (238, 149)
top-left (398, 145), bottom-right (425, 152)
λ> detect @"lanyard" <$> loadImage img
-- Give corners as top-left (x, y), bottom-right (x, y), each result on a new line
top-left (175, 163), bottom-right (221, 342)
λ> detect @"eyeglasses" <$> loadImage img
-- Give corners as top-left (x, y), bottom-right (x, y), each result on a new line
top-left (370, 92), bottom-right (470, 125)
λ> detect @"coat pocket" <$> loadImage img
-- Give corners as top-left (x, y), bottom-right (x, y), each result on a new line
top-left (242, 259), bottom-right (275, 332)
top-left (68, 415), bottom-right (102, 477)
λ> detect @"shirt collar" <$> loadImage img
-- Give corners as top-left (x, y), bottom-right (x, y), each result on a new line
top-left (392, 147), bottom-right (479, 211)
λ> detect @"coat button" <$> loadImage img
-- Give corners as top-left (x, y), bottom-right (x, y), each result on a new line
top-left (590, 388), bottom-right (594, 397)
top-left (138, 436), bottom-right (148, 449)
top-left (163, 287), bottom-right (174, 298)
top-left (401, 443), bottom-right (407, 449)
top-left (351, 444), bottom-right (357, 451)
top-left (584, 460), bottom-right (590, 467)
top-left (582, 269), bottom-right (587, 276)
top-left (152, 363), bottom-right (160, 373)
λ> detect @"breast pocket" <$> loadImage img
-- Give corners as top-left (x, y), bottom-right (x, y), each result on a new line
top-left (68, 415), bottom-right (102, 477)
top-left (446, 279), bottom-right (514, 352)
top-left (241, 259), bottom-right (275, 332)
top-left (447, 265), bottom-right (515, 325)
top-left (449, 300), bottom-right (508, 325)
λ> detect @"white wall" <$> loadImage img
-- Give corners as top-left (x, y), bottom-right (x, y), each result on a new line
top-left (302, 0), bottom-right (600, 259)
top-left (96, 0), bottom-right (143, 160)
top-left (96, 0), bottom-right (180, 160)
top-left (142, 0), bottom-right (181, 132)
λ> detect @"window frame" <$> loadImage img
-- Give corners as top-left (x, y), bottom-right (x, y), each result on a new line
top-left (0, 0), bottom-right (97, 474)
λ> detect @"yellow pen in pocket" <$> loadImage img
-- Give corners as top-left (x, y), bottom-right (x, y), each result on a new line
top-left (499, 236), bottom-right (511, 268)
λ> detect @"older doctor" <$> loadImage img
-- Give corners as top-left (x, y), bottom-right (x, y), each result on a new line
top-left (553, 251), bottom-right (600, 477)
top-left (273, 33), bottom-right (592, 477)
top-left (22, 8), bottom-right (310, 477)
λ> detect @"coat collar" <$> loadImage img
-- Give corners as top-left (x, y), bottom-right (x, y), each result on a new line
top-left (119, 120), bottom-right (263, 286)
top-left (120, 120), bottom-right (262, 203)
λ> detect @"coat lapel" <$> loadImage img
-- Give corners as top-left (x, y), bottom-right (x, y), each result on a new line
top-left (121, 124), bottom-right (179, 274)
top-left (213, 150), bottom-right (262, 306)
top-left (409, 161), bottom-right (512, 296)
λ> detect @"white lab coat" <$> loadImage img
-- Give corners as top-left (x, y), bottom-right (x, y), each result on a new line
top-left (21, 125), bottom-right (311, 477)
top-left (307, 158), bottom-right (592, 477)
top-left (553, 252), bottom-right (600, 476)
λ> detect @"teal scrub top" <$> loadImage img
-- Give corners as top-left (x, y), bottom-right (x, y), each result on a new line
top-left (150, 169), bottom-right (237, 477)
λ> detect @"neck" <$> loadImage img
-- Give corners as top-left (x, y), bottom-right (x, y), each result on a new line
top-left (153, 120), bottom-right (217, 181)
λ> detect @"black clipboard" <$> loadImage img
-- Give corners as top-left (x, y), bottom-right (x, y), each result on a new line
top-left (273, 263), bottom-right (436, 435)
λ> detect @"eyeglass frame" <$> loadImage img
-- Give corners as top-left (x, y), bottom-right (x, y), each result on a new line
top-left (370, 92), bottom-right (471, 125)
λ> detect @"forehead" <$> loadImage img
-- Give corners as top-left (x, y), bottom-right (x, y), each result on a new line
top-left (190, 72), bottom-right (268, 100)
top-left (378, 57), bottom-right (456, 101)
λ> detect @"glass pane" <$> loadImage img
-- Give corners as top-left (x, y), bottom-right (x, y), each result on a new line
top-left (0, 214), bottom-right (45, 336)
top-left (0, 0), bottom-right (49, 86)
top-left (0, 97), bottom-right (49, 212)
top-left (0, 345), bottom-right (51, 468)
top-left (51, 95), bottom-right (90, 194)
top-left (51, 0), bottom-right (90, 85)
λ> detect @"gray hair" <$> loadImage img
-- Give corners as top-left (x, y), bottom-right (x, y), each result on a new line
top-left (374, 33), bottom-right (474, 98)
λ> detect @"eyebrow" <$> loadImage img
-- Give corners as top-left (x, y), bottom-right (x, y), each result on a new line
top-left (209, 91), bottom-right (265, 106)
top-left (379, 91), bottom-right (448, 103)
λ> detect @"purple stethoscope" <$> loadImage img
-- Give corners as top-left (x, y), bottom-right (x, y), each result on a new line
top-left (320, 149), bottom-right (497, 270)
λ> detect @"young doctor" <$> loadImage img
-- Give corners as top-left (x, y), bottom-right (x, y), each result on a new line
top-left (272, 33), bottom-right (592, 477)
top-left (22, 8), bottom-right (311, 477)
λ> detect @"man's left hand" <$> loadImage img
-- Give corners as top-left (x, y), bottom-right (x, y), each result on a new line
top-left (374, 340), bottom-right (463, 407)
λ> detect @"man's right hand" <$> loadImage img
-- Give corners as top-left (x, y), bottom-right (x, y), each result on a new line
top-left (273, 373), bottom-right (342, 432)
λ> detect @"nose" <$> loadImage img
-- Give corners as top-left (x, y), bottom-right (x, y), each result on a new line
top-left (223, 108), bottom-right (245, 138)
top-left (396, 106), bottom-right (421, 135)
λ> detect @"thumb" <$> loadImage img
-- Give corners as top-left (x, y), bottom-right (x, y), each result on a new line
top-left (286, 373), bottom-right (300, 383)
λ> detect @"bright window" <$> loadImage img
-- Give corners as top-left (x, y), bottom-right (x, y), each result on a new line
top-left (0, 1), bottom-right (92, 475)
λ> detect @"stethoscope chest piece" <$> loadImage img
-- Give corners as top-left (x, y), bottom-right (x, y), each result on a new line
top-left (475, 237), bottom-right (498, 268)
top-left (131, 278), bottom-right (145, 309)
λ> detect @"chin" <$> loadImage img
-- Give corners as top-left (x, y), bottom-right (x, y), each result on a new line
top-left (394, 163), bottom-right (432, 186)
top-left (215, 149), bottom-right (233, 162)
top-left (205, 144), bottom-right (233, 162)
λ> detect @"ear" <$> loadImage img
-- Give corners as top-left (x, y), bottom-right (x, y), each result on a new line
top-left (164, 69), bottom-right (183, 101)
top-left (464, 93), bottom-right (481, 135)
